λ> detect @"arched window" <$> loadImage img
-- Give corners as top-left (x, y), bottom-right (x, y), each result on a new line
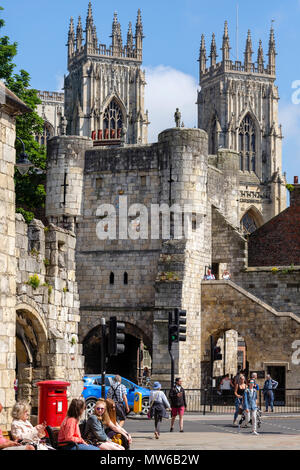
top-left (124, 272), bottom-right (128, 285)
top-left (102, 99), bottom-right (123, 139)
top-left (241, 212), bottom-right (258, 234)
top-left (109, 272), bottom-right (114, 285)
top-left (239, 115), bottom-right (256, 172)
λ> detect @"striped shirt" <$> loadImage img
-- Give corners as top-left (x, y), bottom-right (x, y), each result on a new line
top-left (107, 383), bottom-right (127, 403)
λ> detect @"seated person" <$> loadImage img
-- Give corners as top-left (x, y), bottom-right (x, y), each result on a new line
top-left (105, 398), bottom-right (132, 448)
top-left (58, 399), bottom-right (100, 450)
top-left (83, 399), bottom-right (130, 450)
top-left (222, 270), bottom-right (231, 280)
top-left (0, 402), bottom-right (34, 451)
top-left (11, 401), bottom-right (48, 450)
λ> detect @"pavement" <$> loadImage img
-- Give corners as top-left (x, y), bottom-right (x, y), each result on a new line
top-left (125, 414), bottom-right (300, 450)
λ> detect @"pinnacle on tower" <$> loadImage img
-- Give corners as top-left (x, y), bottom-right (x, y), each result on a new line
top-left (222, 21), bottom-right (231, 62)
top-left (257, 39), bottom-right (264, 73)
top-left (267, 23), bottom-right (277, 75)
top-left (67, 17), bottom-right (75, 58)
top-left (244, 30), bottom-right (253, 72)
top-left (111, 11), bottom-right (120, 56)
top-left (209, 33), bottom-right (218, 67)
top-left (85, 1), bottom-right (95, 50)
top-left (76, 16), bottom-right (83, 52)
top-left (199, 34), bottom-right (207, 75)
top-left (127, 22), bottom-right (134, 55)
top-left (135, 9), bottom-right (144, 60)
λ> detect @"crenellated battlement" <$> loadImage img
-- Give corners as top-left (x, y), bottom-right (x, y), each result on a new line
top-left (67, 3), bottom-right (144, 69)
top-left (199, 22), bottom-right (277, 81)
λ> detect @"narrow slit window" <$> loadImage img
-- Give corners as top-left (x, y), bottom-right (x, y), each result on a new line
top-left (124, 272), bottom-right (128, 285)
top-left (109, 272), bottom-right (114, 285)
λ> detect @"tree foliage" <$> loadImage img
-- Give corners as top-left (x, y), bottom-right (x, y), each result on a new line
top-left (0, 6), bottom-right (46, 220)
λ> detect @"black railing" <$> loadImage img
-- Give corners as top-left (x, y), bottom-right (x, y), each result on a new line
top-left (161, 389), bottom-right (300, 415)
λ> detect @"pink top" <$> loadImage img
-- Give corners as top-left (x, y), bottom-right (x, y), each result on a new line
top-left (0, 428), bottom-right (8, 446)
top-left (58, 417), bottom-right (86, 444)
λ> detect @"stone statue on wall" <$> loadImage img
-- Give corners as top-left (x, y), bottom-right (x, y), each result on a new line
top-left (174, 108), bottom-right (181, 127)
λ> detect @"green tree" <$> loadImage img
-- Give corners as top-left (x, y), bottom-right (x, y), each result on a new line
top-left (0, 6), bottom-right (46, 222)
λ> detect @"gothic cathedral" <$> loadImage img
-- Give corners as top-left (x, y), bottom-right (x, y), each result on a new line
top-left (197, 22), bottom-right (286, 231)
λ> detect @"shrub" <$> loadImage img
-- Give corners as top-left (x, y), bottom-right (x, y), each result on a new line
top-left (27, 274), bottom-right (40, 289)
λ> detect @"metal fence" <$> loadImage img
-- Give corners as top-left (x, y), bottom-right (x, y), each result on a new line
top-left (162, 389), bottom-right (300, 415)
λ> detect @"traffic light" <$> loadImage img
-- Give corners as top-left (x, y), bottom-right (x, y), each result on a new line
top-left (175, 308), bottom-right (187, 342)
top-left (109, 316), bottom-right (125, 355)
top-left (213, 346), bottom-right (222, 361)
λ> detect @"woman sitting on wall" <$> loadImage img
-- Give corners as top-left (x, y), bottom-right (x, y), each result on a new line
top-left (82, 399), bottom-right (131, 450)
top-left (10, 401), bottom-right (48, 450)
top-left (58, 398), bottom-right (99, 450)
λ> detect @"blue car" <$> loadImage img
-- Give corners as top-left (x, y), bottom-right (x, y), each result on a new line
top-left (81, 374), bottom-right (151, 416)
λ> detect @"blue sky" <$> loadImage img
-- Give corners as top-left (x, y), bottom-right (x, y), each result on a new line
top-left (2, 0), bottom-right (300, 182)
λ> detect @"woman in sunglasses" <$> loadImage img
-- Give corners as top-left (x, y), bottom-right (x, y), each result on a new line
top-left (83, 399), bottom-right (130, 450)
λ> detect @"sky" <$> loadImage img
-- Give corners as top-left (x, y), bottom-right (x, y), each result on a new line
top-left (1, 0), bottom-right (300, 182)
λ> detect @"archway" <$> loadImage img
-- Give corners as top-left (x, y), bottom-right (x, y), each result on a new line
top-left (82, 322), bottom-right (152, 384)
top-left (16, 305), bottom-right (48, 411)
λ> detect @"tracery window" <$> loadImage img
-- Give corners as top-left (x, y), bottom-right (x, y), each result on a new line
top-left (238, 115), bottom-right (256, 172)
top-left (241, 212), bottom-right (258, 234)
top-left (102, 99), bottom-right (123, 139)
top-left (35, 122), bottom-right (53, 146)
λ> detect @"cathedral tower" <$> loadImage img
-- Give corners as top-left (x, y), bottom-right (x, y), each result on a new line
top-left (64, 3), bottom-right (149, 145)
top-left (197, 23), bottom-right (286, 229)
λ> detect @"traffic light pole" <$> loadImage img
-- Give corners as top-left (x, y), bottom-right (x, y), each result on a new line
top-left (100, 318), bottom-right (106, 399)
top-left (168, 311), bottom-right (175, 388)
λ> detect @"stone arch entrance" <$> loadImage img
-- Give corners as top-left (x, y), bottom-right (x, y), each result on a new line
top-left (201, 280), bottom-right (300, 389)
top-left (82, 322), bottom-right (151, 383)
top-left (16, 304), bottom-right (48, 409)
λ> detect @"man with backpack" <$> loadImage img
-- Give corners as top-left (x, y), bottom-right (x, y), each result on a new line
top-left (107, 375), bottom-right (130, 427)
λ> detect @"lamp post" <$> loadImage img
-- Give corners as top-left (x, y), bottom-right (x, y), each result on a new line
top-left (15, 137), bottom-right (33, 175)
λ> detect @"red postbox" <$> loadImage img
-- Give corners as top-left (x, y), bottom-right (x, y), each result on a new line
top-left (37, 380), bottom-right (70, 428)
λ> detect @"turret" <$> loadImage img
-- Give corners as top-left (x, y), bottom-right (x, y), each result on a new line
top-left (257, 39), bottom-right (264, 73)
top-left (135, 9), bottom-right (144, 60)
top-left (76, 16), bottom-right (83, 52)
top-left (267, 24), bottom-right (276, 75)
top-left (209, 33), bottom-right (218, 68)
top-left (244, 30), bottom-right (253, 72)
top-left (111, 12), bottom-right (119, 56)
top-left (221, 21), bottom-right (231, 64)
top-left (199, 34), bottom-right (207, 76)
top-left (67, 17), bottom-right (75, 59)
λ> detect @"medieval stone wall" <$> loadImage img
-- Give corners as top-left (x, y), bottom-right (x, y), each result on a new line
top-left (14, 215), bottom-right (84, 415)
top-left (0, 106), bottom-right (17, 428)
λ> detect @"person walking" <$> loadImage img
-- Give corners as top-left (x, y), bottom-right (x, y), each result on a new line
top-left (263, 374), bottom-right (278, 412)
top-left (233, 375), bottom-right (247, 426)
top-left (107, 375), bottom-right (130, 427)
top-left (243, 380), bottom-right (259, 435)
top-left (220, 374), bottom-right (232, 405)
top-left (149, 382), bottom-right (170, 440)
top-left (169, 378), bottom-right (187, 433)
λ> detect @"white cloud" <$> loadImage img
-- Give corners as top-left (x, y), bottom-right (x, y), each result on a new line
top-left (144, 65), bottom-right (198, 143)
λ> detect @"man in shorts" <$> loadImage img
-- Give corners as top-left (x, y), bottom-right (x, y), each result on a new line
top-left (169, 378), bottom-right (187, 432)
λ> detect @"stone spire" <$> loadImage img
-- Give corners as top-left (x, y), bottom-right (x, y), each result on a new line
top-left (257, 39), bottom-right (264, 73)
top-left (209, 33), bottom-right (218, 67)
top-left (111, 11), bottom-right (119, 56)
top-left (135, 9), bottom-right (144, 60)
top-left (221, 21), bottom-right (231, 62)
top-left (267, 23), bottom-right (276, 75)
top-left (117, 20), bottom-right (123, 52)
top-left (244, 30), bottom-right (253, 72)
top-left (67, 17), bottom-right (75, 58)
top-left (199, 34), bottom-right (207, 75)
top-left (127, 22), bottom-right (134, 56)
top-left (76, 16), bottom-right (83, 52)
top-left (92, 25), bottom-right (98, 51)
top-left (85, 1), bottom-right (94, 50)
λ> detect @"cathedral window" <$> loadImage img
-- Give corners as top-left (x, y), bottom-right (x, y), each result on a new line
top-left (241, 212), bottom-right (258, 234)
top-left (102, 99), bottom-right (123, 139)
top-left (238, 115), bottom-right (256, 172)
